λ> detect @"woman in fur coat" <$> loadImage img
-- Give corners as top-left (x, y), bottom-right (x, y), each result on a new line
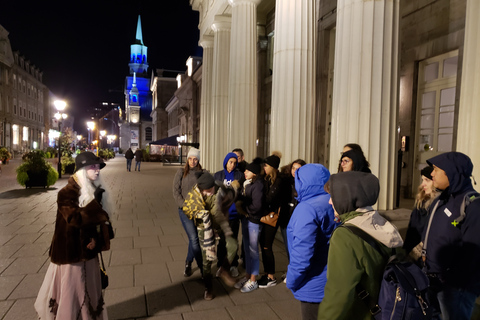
top-left (35, 152), bottom-right (114, 320)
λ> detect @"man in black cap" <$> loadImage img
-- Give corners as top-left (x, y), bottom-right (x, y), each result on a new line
top-left (183, 171), bottom-right (239, 300)
top-left (422, 152), bottom-right (480, 320)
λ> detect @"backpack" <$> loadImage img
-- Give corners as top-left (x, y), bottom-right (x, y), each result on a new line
top-left (344, 225), bottom-right (432, 320)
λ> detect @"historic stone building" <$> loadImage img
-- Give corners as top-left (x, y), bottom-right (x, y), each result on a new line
top-left (0, 24), bottom-right (48, 155)
top-left (189, 0), bottom-right (479, 209)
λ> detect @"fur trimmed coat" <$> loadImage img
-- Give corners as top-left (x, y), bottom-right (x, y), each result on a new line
top-left (49, 176), bottom-right (112, 264)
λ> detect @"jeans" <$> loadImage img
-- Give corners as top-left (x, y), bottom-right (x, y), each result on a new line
top-left (126, 159), bottom-right (132, 171)
top-left (259, 223), bottom-right (279, 275)
top-left (135, 161), bottom-right (141, 171)
top-left (178, 208), bottom-right (202, 269)
top-left (434, 285), bottom-right (477, 320)
top-left (242, 218), bottom-right (262, 276)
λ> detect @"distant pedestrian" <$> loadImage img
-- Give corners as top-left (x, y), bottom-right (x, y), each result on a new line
top-left (125, 147), bottom-right (134, 172)
top-left (134, 148), bottom-right (143, 171)
top-left (34, 152), bottom-right (114, 320)
top-left (173, 147), bottom-right (203, 277)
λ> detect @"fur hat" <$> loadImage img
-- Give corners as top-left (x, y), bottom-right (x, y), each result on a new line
top-left (195, 171), bottom-right (215, 190)
top-left (75, 152), bottom-right (106, 172)
top-left (187, 147), bottom-right (201, 162)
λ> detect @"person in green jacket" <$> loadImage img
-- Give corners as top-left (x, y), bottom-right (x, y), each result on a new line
top-left (183, 171), bottom-right (239, 300)
top-left (318, 171), bottom-right (403, 320)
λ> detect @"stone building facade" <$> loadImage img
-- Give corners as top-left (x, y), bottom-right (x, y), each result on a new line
top-left (0, 24), bottom-right (49, 155)
top-left (189, 0), bottom-right (479, 209)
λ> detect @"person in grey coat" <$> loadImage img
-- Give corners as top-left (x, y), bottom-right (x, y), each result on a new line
top-left (172, 147), bottom-right (203, 277)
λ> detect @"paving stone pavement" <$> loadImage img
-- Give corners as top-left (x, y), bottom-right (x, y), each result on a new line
top-left (0, 155), bottom-right (300, 320)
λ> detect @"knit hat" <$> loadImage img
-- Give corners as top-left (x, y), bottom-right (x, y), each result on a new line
top-left (187, 147), bottom-right (201, 162)
top-left (420, 166), bottom-right (433, 180)
top-left (75, 152), bottom-right (106, 172)
top-left (264, 155), bottom-right (280, 170)
top-left (246, 157), bottom-right (263, 175)
top-left (195, 171), bottom-right (216, 190)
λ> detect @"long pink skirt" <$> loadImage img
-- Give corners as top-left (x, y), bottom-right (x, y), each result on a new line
top-left (34, 258), bottom-right (108, 320)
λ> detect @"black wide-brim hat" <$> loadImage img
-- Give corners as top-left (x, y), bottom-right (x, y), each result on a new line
top-left (75, 152), bottom-right (106, 172)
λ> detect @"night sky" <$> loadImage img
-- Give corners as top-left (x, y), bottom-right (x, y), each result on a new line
top-left (0, 0), bottom-right (201, 134)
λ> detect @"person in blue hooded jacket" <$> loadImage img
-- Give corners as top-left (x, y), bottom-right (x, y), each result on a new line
top-left (422, 152), bottom-right (480, 320)
top-left (214, 152), bottom-right (244, 276)
top-left (286, 163), bottom-right (336, 320)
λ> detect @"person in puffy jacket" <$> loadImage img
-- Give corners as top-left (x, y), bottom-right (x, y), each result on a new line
top-left (286, 164), bottom-right (336, 320)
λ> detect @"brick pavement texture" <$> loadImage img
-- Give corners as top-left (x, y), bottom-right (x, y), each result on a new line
top-left (0, 155), bottom-right (300, 320)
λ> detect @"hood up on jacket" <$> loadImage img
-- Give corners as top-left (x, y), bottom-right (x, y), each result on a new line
top-left (427, 152), bottom-right (474, 195)
top-left (295, 163), bottom-right (330, 202)
top-left (223, 152), bottom-right (238, 171)
top-left (329, 172), bottom-right (380, 215)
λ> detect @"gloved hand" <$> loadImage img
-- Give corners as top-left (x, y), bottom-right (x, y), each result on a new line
top-left (94, 185), bottom-right (105, 203)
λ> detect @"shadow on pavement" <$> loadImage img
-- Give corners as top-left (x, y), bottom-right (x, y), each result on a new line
top-left (0, 187), bottom-right (58, 199)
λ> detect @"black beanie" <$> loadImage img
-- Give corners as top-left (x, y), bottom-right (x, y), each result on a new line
top-left (195, 171), bottom-right (216, 190)
top-left (246, 157), bottom-right (263, 175)
top-left (420, 166), bottom-right (433, 180)
top-left (264, 155), bottom-right (280, 170)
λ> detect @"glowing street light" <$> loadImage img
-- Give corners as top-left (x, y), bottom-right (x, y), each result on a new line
top-left (54, 100), bottom-right (67, 178)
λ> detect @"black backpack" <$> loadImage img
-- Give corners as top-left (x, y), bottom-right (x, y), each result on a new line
top-left (344, 225), bottom-right (432, 320)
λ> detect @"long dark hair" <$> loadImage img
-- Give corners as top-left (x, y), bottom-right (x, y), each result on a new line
top-left (337, 144), bottom-right (370, 173)
top-left (183, 161), bottom-right (202, 178)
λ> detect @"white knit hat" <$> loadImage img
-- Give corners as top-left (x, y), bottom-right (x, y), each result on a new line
top-left (187, 147), bottom-right (200, 162)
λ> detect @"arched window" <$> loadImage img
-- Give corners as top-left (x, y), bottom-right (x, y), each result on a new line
top-left (145, 127), bottom-right (152, 141)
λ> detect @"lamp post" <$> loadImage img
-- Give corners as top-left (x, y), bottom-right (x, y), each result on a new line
top-left (54, 100), bottom-right (67, 179)
top-left (87, 121), bottom-right (95, 150)
top-left (176, 134), bottom-right (187, 165)
top-left (76, 135), bottom-right (82, 151)
top-left (100, 130), bottom-right (106, 150)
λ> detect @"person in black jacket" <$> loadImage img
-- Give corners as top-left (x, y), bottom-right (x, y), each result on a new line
top-left (134, 148), bottom-right (143, 172)
top-left (422, 152), bottom-right (480, 320)
top-left (234, 158), bottom-right (265, 293)
top-left (403, 166), bottom-right (439, 262)
top-left (125, 147), bottom-right (134, 172)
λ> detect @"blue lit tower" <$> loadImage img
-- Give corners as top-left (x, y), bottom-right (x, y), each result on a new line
top-left (122, 15), bottom-right (152, 150)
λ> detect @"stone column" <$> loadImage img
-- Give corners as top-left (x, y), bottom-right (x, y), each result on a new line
top-left (227, 0), bottom-right (261, 162)
top-left (457, 0), bottom-right (480, 169)
top-left (270, 0), bottom-right (316, 165)
top-left (329, 0), bottom-right (400, 210)
top-left (210, 16), bottom-right (231, 172)
top-left (199, 36), bottom-right (214, 170)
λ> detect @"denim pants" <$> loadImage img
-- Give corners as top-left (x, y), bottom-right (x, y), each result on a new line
top-left (435, 285), bottom-right (477, 320)
top-left (242, 218), bottom-right (262, 276)
top-left (178, 208), bottom-right (202, 269)
top-left (135, 161), bottom-right (141, 171)
top-left (126, 159), bottom-right (132, 171)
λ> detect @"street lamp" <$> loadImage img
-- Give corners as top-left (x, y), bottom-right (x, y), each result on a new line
top-left (176, 134), bottom-right (187, 165)
top-left (107, 135), bottom-right (116, 150)
top-left (76, 135), bottom-right (82, 151)
top-left (54, 100), bottom-right (67, 178)
top-left (87, 121), bottom-right (95, 150)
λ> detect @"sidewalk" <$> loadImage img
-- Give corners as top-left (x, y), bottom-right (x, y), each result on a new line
top-left (0, 155), bottom-right (299, 320)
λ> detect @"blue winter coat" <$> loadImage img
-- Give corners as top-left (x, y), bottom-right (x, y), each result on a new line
top-left (286, 163), bottom-right (336, 303)
top-left (424, 152), bottom-right (480, 292)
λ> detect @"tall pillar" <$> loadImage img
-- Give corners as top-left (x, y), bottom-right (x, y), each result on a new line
top-left (457, 0), bottom-right (480, 170)
top-left (210, 16), bottom-right (231, 172)
top-left (329, 0), bottom-right (400, 210)
top-left (270, 0), bottom-right (316, 165)
top-left (199, 36), bottom-right (214, 171)
top-left (227, 0), bottom-right (261, 162)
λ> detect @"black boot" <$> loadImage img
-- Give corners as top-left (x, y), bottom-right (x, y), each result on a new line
top-left (204, 275), bottom-right (214, 300)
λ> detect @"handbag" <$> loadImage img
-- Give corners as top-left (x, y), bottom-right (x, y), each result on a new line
top-left (260, 208), bottom-right (280, 227)
top-left (99, 252), bottom-right (109, 289)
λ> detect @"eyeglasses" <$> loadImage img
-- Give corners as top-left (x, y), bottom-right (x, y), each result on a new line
top-left (341, 159), bottom-right (351, 165)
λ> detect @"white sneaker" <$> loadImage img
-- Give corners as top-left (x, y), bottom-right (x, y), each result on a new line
top-left (234, 276), bottom-right (248, 289)
top-left (230, 266), bottom-right (239, 278)
top-left (240, 279), bottom-right (258, 293)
